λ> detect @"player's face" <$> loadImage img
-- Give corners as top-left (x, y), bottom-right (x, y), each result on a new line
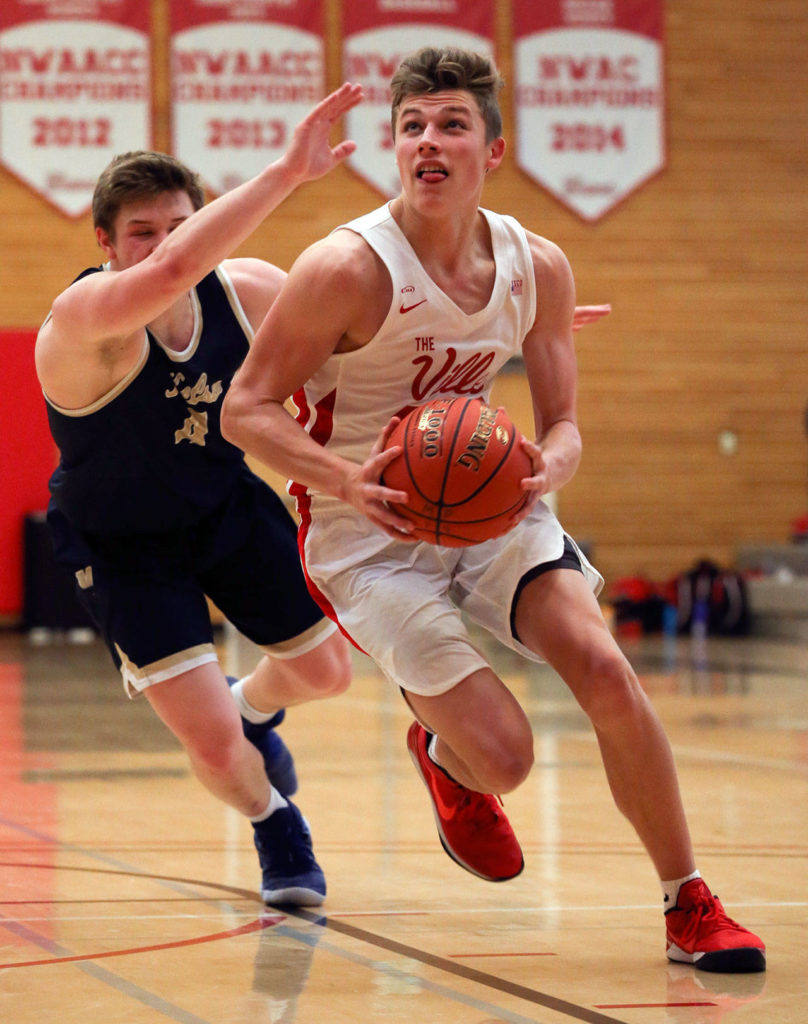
top-left (393, 90), bottom-right (504, 209)
top-left (96, 190), bottom-right (196, 270)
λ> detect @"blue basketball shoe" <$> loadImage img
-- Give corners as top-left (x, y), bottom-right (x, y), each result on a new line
top-left (227, 677), bottom-right (298, 796)
top-left (253, 802), bottom-right (326, 906)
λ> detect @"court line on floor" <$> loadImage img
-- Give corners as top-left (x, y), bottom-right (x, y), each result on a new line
top-left (286, 905), bottom-right (631, 1024)
top-left (4, 895), bottom-right (804, 926)
top-left (668, 743), bottom-right (808, 774)
top-left (268, 920), bottom-right (585, 1024)
top-left (0, 856), bottom-right (630, 1024)
top-left (0, 904), bottom-right (617, 1024)
top-left (2, 854), bottom-right (786, 1023)
top-left (572, 730), bottom-right (808, 775)
top-left (631, 650), bottom-right (808, 682)
top-left (0, 912), bottom-right (254, 1024)
top-left (7, 816), bottom-right (783, 1023)
top-left (0, 914), bottom-right (277, 970)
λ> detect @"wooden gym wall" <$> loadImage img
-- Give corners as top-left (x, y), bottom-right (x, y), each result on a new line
top-left (1, 0), bottom-right (805, 585)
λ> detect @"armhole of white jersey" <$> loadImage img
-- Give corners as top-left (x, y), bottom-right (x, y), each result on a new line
top-left (511, 216), bottom-right (538, 334)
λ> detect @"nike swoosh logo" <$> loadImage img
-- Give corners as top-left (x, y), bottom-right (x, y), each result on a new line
top-left (399, 299), bottom-right (427, 314)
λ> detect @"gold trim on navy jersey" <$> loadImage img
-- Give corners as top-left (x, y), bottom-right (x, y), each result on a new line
top-left (43, 335), bottom-right (150, 417)
top-left (216, 264), bottom-right (255, 343)
top-left (151, 287), bottom-right (203, 363)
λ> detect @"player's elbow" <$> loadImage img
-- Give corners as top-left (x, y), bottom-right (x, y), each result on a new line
top-left (146, 242), bottom-right (197, 295)
top-left (565, 422), bottom-right (583, 466)
top-left (550, 416), bottom-right (582, 459)
top-left (220, 380), bottom-right (251, 448)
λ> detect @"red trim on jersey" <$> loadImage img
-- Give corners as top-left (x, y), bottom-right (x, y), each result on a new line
top-left (290, 385), bottom-right (312, 429)
top-left (288, 385), bottom-right (334, 505)
top-left (290, 388), bottom-right (365, 653)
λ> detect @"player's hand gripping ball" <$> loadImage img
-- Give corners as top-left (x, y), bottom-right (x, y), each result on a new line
top-left (382, 397), bottom-right (532, 546)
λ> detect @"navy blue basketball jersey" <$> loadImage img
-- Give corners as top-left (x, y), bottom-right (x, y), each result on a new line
top-left (46, 265), bottom-right (253, 535)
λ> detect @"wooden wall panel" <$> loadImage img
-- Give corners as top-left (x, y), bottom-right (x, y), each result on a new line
top-left (2, 0), bottom-right (805, 584)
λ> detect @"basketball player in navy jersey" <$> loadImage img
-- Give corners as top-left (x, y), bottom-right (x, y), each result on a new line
top-left (222, 48), bottom-right (765, 970)
top-left (35, 85), bottom-right (363, 907)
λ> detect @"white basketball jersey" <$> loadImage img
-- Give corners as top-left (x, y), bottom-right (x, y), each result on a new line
top-left (291, 203), bottom-right (537, 519)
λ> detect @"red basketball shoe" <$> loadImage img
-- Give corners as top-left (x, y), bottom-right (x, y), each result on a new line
top-left (665, 878), bottom-right (766, 973)
top-left (406, 721), bottom-right (524, 882)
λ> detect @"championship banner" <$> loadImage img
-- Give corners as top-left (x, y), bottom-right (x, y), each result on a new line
top-left (513, 0), bottom-right (665, 221)
top-left (342, 0), bottom-right (494, 198)
top-left (0, 0), bottom-right (150, 218)
top-left (170, 0), bottom-right (324, 196)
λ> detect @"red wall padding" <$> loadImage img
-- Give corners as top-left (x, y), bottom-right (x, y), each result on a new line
top-left (0, 330), bottom-right (56, 615)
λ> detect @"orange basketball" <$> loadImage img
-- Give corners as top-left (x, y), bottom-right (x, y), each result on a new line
top-left (381, 397), bottom-right (532, 546)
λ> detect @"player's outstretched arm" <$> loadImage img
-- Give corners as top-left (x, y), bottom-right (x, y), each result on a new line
top-left (46, 83), bottom-right (364, 351)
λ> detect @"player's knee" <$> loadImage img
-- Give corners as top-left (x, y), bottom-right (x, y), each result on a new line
top-left (186, 723), bottom-right (244, 777)
top-left (487, 755), bottom-right (532, 794)
top-left (577, 650), bottom-right (643, 727)
top-left (479, 754), bottom-right (532, 794)
top-left (474, 731), bottom-right (534, 794)
top-left (318, 634), bottom-right (353, 695)
top-left (291, 633), bottom-right (352, 698)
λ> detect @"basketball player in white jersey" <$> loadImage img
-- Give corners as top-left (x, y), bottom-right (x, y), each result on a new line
top-left (222, 47), bottom-right (765, 971)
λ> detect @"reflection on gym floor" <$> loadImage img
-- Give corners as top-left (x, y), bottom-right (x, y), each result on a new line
top-left (1, 627), bottom-right (805, 1024)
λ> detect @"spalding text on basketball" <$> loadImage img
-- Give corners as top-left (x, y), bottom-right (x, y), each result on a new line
top-left (456, 406), bottom-right (504, 472)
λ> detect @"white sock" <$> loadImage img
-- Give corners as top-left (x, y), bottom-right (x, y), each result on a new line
top-left (662, 869), bottom-right (701, 909)
top-left (230, 676), bottom-right (278, 725)
top-left (250, 788), bottom-right (288, 823)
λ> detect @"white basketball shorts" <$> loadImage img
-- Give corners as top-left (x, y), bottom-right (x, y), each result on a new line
top-left (303, 500), bottom-right (603, 696)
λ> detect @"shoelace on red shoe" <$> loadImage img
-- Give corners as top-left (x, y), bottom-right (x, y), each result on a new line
top-left (452, 791), bottom-right (505, 830)
top-left (673, 889), bottom-right (748, 945)
top-left (702, 894), bottom-right (746, 931)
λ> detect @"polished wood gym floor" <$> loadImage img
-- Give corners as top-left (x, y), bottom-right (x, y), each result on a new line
top-left (1, 625), bottom-right (805, 1023)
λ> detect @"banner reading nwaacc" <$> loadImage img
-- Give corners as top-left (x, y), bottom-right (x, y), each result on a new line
top-left (514, 0), bottom-right (665, 221)
top-left (170, 0), bottom-right (324, 196)
top-left (0, 0), bottom-right (150, 218)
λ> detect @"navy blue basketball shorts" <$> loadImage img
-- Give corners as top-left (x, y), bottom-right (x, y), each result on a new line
top-left (47, 472), bottom-right (335, 695)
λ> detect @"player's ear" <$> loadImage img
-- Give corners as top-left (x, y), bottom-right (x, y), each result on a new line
top-left (96, 225), bottom-right (116, 259)
top-left (485, 136), bottom-right (506, 173)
